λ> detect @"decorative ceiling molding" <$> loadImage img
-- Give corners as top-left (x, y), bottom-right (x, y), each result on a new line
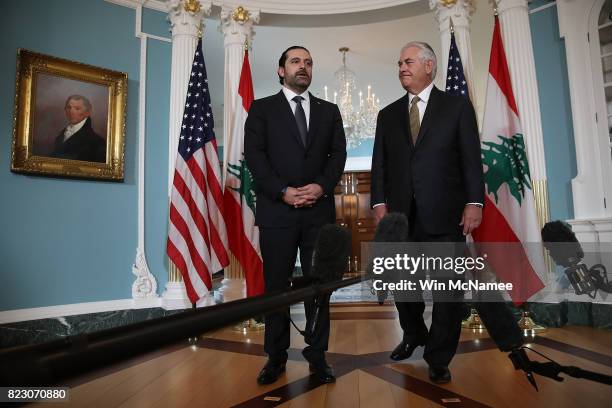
top-left (106, 0), bottom-right (420, 15)
top-left (105, 0), bottom-right (168, 12)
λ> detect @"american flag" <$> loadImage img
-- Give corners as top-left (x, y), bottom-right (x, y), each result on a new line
top-left (445, 32), bottom-right (469, 98)
top-left (167, 39), bottom-right (229, 304)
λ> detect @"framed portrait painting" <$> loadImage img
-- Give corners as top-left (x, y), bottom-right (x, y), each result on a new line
top-left (11, 49), bottom-right (127, 180)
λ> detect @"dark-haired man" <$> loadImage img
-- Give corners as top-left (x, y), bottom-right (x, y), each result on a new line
top-left (245, 46), bottom-right (346, 385)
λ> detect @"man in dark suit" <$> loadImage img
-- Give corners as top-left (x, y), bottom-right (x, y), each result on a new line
top-left (51, 95), bottom-right (106, 163)
top-left (370, 42), bottom-right (484, 384)
top-left (244, 46), bottom-right (346, 385)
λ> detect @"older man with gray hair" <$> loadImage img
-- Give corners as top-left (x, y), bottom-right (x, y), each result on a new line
top-left (370, 41), bottom-right (484, 384)
top-left (51, 94), bottom-right (106, 163)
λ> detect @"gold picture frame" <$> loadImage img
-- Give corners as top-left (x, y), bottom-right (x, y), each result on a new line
top-left (11, 49), bottom-right (127, 180)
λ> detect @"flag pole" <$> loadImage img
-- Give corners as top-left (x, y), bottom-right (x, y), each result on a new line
top-left (447, 13), bottom-right (485, 331)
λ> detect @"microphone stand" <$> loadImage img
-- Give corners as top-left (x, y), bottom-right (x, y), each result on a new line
top-left (509, 347), bottom-right (612, 391)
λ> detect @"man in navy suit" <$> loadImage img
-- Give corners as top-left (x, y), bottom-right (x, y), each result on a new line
top-left (370, 42), bottom-right (484, 384)
top-left (245, 46), bottom-right (346, 385)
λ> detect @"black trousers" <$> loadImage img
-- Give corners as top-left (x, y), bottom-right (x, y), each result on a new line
top-left (260, 223), bottom-right (330, 365)
top-left (394, 201), bottom-right (465, 367)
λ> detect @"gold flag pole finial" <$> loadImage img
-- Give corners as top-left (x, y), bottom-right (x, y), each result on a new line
top-left (449, 16), bottom-right (455, 34)
top-left (244, 36), bottom-right (249, 52)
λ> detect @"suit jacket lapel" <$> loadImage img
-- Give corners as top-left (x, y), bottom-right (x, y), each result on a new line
top-left (397, 94), bottom-right (413, 149)
top-left (415, 86), bottom-right (441, 148)
top-left (305, 92), bottom-right (320, 151)
top-left (275, 90), bottom-right (305, 149)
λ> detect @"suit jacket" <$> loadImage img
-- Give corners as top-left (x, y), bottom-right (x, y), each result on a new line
top-left (244, 90), bottom-right (347, 228)
top-left (51, 117), bottom-right (106, 163)
top-left (370, 86), bottom-right (484, 235)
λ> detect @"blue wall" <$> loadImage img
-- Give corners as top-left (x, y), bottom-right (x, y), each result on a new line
top-left (529, 1), bottom-right (577, 220)
top-left (0, 0), bottom-right (172, 310)
top-left (0, 0), bottom-right (579, 312)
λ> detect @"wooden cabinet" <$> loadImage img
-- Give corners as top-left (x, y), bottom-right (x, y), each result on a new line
top-left (334, 171), bottom-right (376, 273)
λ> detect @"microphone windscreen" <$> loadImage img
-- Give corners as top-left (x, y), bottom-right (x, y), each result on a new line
top-left (311, 224), bottom-right (351, 283)
top-left (374, 212), bottom-right (409, 242)
top-left (541, 220), bottom-right (584, 267)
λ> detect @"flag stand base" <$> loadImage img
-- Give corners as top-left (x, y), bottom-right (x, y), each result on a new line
top-left (518, 309), bottom-right (546, 336)
top-left (232, 318), bottom-right (265, 332)
top-left (462, 307), bottom-right (486, 329)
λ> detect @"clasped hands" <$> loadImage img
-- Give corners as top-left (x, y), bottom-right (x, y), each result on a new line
top-left (282, 184), bottom-right (323, 208)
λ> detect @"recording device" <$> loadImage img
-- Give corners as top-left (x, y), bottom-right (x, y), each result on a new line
top-left (289, 223), bottom-right (351, 337)
top-left (509, 347), bottom-right (612, 391)
top-left (541, 220), bottom-right (612, 298)
top-left (369, 212), bottom-right (410, 304)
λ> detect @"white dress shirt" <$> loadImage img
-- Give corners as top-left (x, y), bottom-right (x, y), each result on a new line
top-left (63, 117), bottom-right (88, 142)
top-left (282, 86), bottom-right (310, 130)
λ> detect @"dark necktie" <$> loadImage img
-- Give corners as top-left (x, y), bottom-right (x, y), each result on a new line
top-left (292, 95), bottom-right (308, 146)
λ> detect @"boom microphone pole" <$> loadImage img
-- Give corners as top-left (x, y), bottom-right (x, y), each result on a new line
top-left (289, 223), bottom-right (352, 337)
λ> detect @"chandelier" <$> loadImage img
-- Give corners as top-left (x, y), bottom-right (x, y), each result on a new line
top-left (323, 47), bottom-right (380, 149)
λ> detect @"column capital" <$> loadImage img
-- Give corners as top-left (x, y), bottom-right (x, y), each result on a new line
top-left (491, 0), bottom-right (528, 15)
top-left (167, 0), bottom-right (212, 38)
top-left (429, 0), bottom-right (476, 32)
top-left (219, 5), bottom-right (261, 48)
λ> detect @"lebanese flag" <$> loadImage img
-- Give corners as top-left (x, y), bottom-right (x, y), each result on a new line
top-left (222, 50), bottom-right (264, 297)
top-left (471, 16), bottom-right (546, 304)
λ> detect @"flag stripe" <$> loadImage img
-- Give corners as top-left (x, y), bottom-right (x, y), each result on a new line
top-left (239, 54), bottom-right (254, 112)
top-left (168, 218), bottom-right (211, 295)
top-left (488, 17), bottom-right (519, 117)
top-left (166, 240), bottom-right (199, 301)
top-left (472, 196), bottom-right (545, 300)
top-left (224, 192), bottom-right (264, 297)
top-left (171, 172), bottom-right (212, 268)
top-left (174, 157), bottom-right (212, 256)
top-left (169, 204), bottom-right (212, 288)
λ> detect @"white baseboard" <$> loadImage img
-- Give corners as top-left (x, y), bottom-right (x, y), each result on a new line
top-left (0, 297), bottom-right (163, 324)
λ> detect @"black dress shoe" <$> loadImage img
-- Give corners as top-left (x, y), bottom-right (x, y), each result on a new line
top-left (390, 340), bottom-right (423, 361)
top-left (257, 361), bottom-right (286, 385)
top-left (428, 366), bottom-right (451, 384)
top-left (308, 362), bottom-right (336, 383)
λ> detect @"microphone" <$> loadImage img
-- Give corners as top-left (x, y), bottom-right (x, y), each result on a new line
top-left (290, 224), bottom-right (351, 290)
top-left (369, 213), bottom-right (410, 304)
top-left (541, 220), bottom-right (611, 297)
top-left (311, 223), bottom-right (352, 284)
top-left (373, 212), bottom-right (410, 242)
top-left (509, 347), bottom-right (612, 390)
top-left (289, 224), bottom-right (351, 337)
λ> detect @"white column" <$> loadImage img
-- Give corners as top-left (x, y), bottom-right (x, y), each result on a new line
top-left (162, 0), bottom-right (213, 310)
top-left (216, 6), bottom-right (260, 303)
top-left (219, 5), bottom-right (260, 173)
top-left (495, 0), bottom-right (547, 181)
top-left (430, 0), bottom-right (477, 106)
top-left (495, 0), bottom-right (550, 231)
